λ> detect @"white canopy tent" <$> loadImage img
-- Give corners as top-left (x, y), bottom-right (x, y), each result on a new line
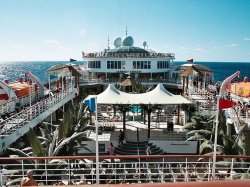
top-left (84, 83), bottom-right (192, 140)
top-left (85, 84), bottom-right (192, 105)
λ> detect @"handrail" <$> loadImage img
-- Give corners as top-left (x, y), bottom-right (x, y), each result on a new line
top-left (1, 155), bottom-right (250, 186)
top-left (1, 154), bottom-right (250, 161)
top-left (0, 87), bottom-right (76, 138)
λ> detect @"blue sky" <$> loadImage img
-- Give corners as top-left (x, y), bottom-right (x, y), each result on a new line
top-left (0, 0), bottom-right (250, 62)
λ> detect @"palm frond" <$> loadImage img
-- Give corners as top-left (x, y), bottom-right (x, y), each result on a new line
top-left (27, 128), bottom-right (44, 157)
top-left (183, 122), bottom-right (195, 129)
top-left (187, 129), bottom-right (212, 135)
top-left (53, 132), bottom-right (86, 156)
top-left (6, 147), bottom-right (32, 160)
top-left (199, 140), bottom-right (213, 154)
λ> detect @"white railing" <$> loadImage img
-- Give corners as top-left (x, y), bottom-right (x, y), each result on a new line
top-left (1, 155), bottom-right (250, 186)
top-left (0, 99), bottom-right (16, 114)
top-left (0, 88), bottom-right (75, 139)
top-left (150, 128), bottom-right (188, 141)
top-left (79, 77), bottom-right (181, 85)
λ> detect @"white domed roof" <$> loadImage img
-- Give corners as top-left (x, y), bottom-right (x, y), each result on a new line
top-left (114, 37), bottom-right (122, 48)
top-left (122, 36), bottom-right (134, 46)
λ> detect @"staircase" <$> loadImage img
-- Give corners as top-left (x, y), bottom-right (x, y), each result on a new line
top-left (115, 141), bottom-right (165, 155)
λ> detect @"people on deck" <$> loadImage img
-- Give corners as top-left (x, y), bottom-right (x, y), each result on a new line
top-left (20, 170), bottom-right (38, 186)
top-left (108, 142), bottom-right (115, 156)
top-left (146, 143), bottom-right (151, 156)
top-left (118, 130), bottom-right (125, 149)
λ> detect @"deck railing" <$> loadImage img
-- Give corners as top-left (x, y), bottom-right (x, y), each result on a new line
top-left (1, 155), bottom-right (250, 186)
top-left (0, 87), bottom-right (75, 139)
top-left (79, 77), bottom-right (182, 85)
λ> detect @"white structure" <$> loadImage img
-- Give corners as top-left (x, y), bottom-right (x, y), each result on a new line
top-left (85, 84), bottom-right (191, 105)
top-left (0, 71), bottom-right (47, 114)
top-left (82, 35), bottom-right (180, 86)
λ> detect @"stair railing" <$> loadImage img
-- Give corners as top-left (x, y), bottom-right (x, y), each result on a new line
top-left (136, 127), bottom-right (140, 156)
top-left (125, 123), bottom-right (140, 156)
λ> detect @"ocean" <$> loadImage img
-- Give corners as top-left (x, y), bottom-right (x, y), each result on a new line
top-left (0, 61), bottom-right (249, 84)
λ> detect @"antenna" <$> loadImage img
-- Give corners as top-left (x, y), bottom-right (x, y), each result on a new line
top-left (107, 35), bottom-right (110, 49)
top-left (126, 26), bottom-right (128, 36)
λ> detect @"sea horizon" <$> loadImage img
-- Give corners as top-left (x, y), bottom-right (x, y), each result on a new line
top-left (0, 61), bottom-right (250, 84)
top-left (0, 60), bottom-right (250, 64)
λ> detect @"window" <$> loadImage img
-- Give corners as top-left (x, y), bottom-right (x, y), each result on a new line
top-left (107, 61), bottom-right (122, 69)
top-left (133, 61), bottom-right (151, 69)
top-left (107, 61), bottom-right (110, 69)
top-left (157, 61), bottom-right (169, 69)
top-left (88, 61), bottom-right (101, 68)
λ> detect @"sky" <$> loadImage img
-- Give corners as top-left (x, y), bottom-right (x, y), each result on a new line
top-left (0, 0), bottom-right (250, 62)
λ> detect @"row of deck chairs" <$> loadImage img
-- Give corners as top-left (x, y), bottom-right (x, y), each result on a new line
top-left (50, 159), bottom-right (232, 185)
top-left (99, 123), bottom-right (115, 132)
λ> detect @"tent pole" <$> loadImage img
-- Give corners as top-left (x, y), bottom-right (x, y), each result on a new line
top-left (123, 107), bottom-right (126, 131)
top-left (177, 105), bottom-right (180, 124)
top-left (147, 106), bottom-right (151, 139)
top-left (182, 77), bottom-right (185, 95)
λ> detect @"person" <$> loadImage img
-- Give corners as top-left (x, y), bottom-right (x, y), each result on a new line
top-left (145, 143), bottom-right (151, 156)
top-left (118, 130), bottom-right (125, 149)
top-left (108, 142), bottom-right (115, 164)
top-left (1, 165), bottom-right (10, 186)
top-left (108, 142), bottom-right (115, 156)
top-left (20, 170), bottom-right (38, 186)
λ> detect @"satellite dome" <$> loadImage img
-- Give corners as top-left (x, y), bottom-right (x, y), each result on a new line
top-left (122, 36), bottom-right (134, 46)
top-left (114, 37), bottom-right (122, 48)
top-left (143, 41), bottom-right (147, 48)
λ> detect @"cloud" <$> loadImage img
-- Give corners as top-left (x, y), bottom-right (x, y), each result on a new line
top-left (193, 48), bottom-right (203, 51)
top-left (192, 48), bottom-right (207, 53)
top-left (226, 43), bottom-right (239, 47)
top-left (80, 29), bottom-right (86, 37)
top-left (44, 40), bottom-right (59, 44)
top-left (163, 45), bottom-right (174, 51)
top-left (244, 37), bottom-right (250, 41)
top-left (13, 44), bottom-right (24, 49)
top-left (179, 46), bottom-right (188, 50)
top-left (58, 46), bottom-right (67, 50)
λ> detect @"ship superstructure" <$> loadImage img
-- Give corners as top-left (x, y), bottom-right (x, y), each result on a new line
top-left (82, 35), bottom-right (180, 87)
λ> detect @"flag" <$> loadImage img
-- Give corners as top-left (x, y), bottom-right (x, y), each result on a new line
top-left (50, 74), bottom-right (58, 80)
top-left (204, 72), bottom-right (211, 77)
top-left (219, 98), bottom-right (237, 110)
top-left (187, 59), bottom-right (194, 63)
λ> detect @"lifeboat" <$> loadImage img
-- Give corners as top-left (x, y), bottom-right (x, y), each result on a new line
top-left (0, 71), bottom-right (45, 114)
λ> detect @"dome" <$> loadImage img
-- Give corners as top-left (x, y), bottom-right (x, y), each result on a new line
top-left (122, 36), bottom-right (134, 46)
top-left (114, 37), bottom-right (122, 48)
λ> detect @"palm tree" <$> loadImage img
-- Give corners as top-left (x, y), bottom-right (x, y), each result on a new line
top-left (5, 102), bottom-right (94, 185)
top-left (184, 111), bottom-right (249, 178)
top-left (183, 114), bottom-right (214, 154)
top-left (8, 102), bottom-right (94, 157)
top-left (184, 110), bottom-right (247, 154)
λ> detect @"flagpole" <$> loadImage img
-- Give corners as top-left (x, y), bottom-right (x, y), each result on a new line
top-left (95, 96), bottom-right (100, 184)
top-left (212, 71), bottom-right (240, 179)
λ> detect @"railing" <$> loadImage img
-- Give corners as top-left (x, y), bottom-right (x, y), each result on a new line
top-left (0, 89), bottom-right (43, 115)
top-left (0, 99), bottom-right (16, 115)
top-left (1, 155), bottom-right (250, 186)
top-left (0, 87), bottom-right (76, 139)
top-left (83, 52), bottom-right (175, 59)
top-left (150, 128), bottom-right (189, 141)
top-left (79, 77), bottom-right (182, 85)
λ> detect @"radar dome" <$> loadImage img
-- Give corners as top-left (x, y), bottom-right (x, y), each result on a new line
top-left (114, 37), bottom-right (122, 48)
top-left (143, 41), bottom-right (147, 48)
top-left (122, 36), bottom-right (134, 46)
